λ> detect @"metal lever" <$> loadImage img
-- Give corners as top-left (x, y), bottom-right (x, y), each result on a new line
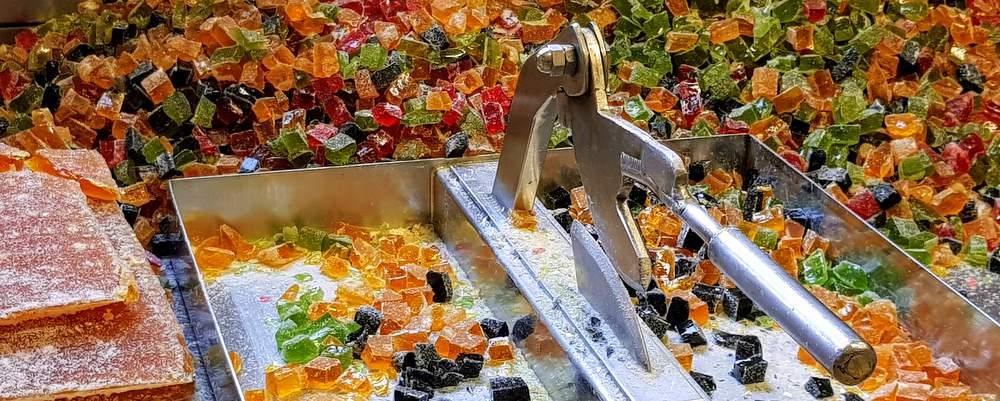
top-left (492, 22), bottom-right (876, 385)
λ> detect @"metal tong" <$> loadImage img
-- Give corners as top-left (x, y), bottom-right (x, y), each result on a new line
top-left (492, 23), bottom-right (876, 385)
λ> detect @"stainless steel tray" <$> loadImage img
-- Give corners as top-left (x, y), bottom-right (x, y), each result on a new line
top-left (0, 0), bottom-right (80, 43)
top-left (170, 135), bottom-right (1000, 400)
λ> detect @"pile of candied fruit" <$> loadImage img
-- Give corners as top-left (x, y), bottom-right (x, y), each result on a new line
top-left (545, 163), bottom-right (994, 400)
top-left (197, 222), bottom-right (544, 401)
top-left (1, 0), bottom-right (999, 277)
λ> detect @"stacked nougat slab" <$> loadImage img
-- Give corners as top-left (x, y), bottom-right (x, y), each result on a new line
top-left (0, 148), bottom-right (194, 401)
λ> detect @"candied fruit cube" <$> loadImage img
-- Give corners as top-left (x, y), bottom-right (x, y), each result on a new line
top-left (487, 337), bottom-right (516, 362)
top-left (304, 356), bottom-right (343, 390)
top-left (361, 335), bottom-right (395, 371)
top-left (265, 365), bottom-right (305, 400)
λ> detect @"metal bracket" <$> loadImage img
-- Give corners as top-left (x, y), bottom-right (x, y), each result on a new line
top-left (491, 23), bottom-right (876, 384)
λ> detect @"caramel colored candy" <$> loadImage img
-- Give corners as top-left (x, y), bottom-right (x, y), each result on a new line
top-left (666, 32), bottom-right (700, 53)
top-left (668, 342), bottom-right (693, 371)
top-left (265, 365), bottom-right (305, 400)
top-left (244, 390), bottom-right (265, 401)
top-left (321, 256), bottom-right (350, 279)
top-left (708, 19), bottom-right (740, 44)
top-left (511, 208), bottom-right (537, 230)
top-left (751, 67), bottom-right (780, 101)
top-left (487, 337), bottom-right (516, 362)
top-left (304, 356), bottom-right (343, 390)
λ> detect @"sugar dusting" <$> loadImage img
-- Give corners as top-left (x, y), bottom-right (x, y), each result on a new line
top-left (0, 172), bottom-right (132, 325)
top-left (205, 224), bottom-right (555, 401)
top-left (0, 200), bottom-right (192, 400)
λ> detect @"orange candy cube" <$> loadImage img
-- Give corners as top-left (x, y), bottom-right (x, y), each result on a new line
top-left (487, 338), bottom-right (516, 362)
top-left (361, 335), bottom-right (395, 371)
top-left (668, 342), bottom-right (693, 371)
top-left (265, 365), bottom-right (305, 400)
top-left (304, 356), bottom-right (343, 390)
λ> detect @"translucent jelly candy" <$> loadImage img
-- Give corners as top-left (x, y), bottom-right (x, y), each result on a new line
top-left (265, 365), bottom-right (305, 400)
top-left (140, 69), bottom-right (175, 105)
top-left (304, 356), bottom-right (343, 390)
top-left (361, 335), bottom-right (395, 371)
top-left (487, 338), bottom-right (516, 362)
top-left (669, 342), bottom-right (694, 371)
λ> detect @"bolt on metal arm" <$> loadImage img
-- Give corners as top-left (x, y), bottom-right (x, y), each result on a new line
top-left (492, 23), bottom-right (875, 385)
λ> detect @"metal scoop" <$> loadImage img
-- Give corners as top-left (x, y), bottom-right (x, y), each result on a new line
top-left (492, 22), bottom-right (876, 385)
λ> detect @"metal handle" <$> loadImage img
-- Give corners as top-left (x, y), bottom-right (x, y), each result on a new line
top-left (678, 200), bottom-right (877, 384)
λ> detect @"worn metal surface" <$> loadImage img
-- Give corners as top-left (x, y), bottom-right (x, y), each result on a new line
top-left (571, 221), bottom-right (653, 371)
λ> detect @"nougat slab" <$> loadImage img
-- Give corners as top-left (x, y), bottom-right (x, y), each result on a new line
top-left (0, 199), bottom-right (194, 401)
top-left (0, 172), bottom-right (134, 325)
top-left (25, 149), bottom-right (120, 201)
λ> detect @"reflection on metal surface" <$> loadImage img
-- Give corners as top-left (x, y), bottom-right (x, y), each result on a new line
top-left (571, 221), bottom-right (652, 371)
top-left (0, 0), bottom-right (80, 25)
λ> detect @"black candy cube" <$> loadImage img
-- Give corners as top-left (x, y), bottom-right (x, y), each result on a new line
top-left (511, 315), bottom-right (536, 342)
top-left (843, 392), bottom-right (865, 401)
top-left (394, 386), bottom-right (430, 401)
top-left (731, 356), bottom-right (768, 385)
top-left (444, 132), bottom-right (469, 158)
top-left (692, 284), bottom-right (722, 310)
top-left (734, 336), bottom-right (762, 360)
top-left (414, 343), bottom-right (441, 370)
top-left (688, 160), bottom-right (710, 182)
top-left (678, 319), bottom-right (707, 347)
top-left (743, 186), bottom-right (766, 220)
top-left (438, 371), bottom-right (464, 387)
top-left (435, 358), bottom-right (458, 374)
top-left (712, 330), bottom-right (746, 348)
top-left (674, 256), bottom-right (697, 278)
top-left (420, 26), bottom-right (450, 50)
top-left (871, 183), bottom-right (901, 210)
top-left (120, 203), bottom-right (140, 226)
top-left (690, 371), bottom-right (716, 394)
top-left (807, 166), bottom-right (852, 192)
top-left (664, 297), bottom-right (690, 330)
top-left (806, 149), bottom-right (827, 172)
top-left (403, 367), bottom-right (436, 396)
top-left (544, 186), bottom-right (572, 209)
top-left (490, 376), bottom-right (531, 401)
top-left (354, 306), bottom-right (383, 333)
top-left (393, 351), bottom-right (417, 372)
top-left (805, 376), bottom-right (834, 398)
top-left (722, 286), bottom-right (755, 321)
top-left (637, 305), bottom-right (670, 338)
top-left (959, 200), bottom-right (978, 223)
top-left (957, 63), bottom-right (985, 93)
top-left (425, 270), bottom-right (453, 303)
top-left (989, 251), bottom-right (1000, 274)
top-left (480, 318), bottom-right (510, 339)
top-left (553, 209), bottom-right (573, 232)
top-left (150, 233), bottom-right (183, 255)
top-left (456, 353), bottom-right (485, 378)
top-left (644, 288), bottom-right (668, 316)
top-left (678, 226), bottom-right (704, 251)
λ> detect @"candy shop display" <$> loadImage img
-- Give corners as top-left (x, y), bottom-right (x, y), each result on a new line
top-left (544, 160), bottom-right (995, 399)
top-left (195, 222), bottom-right (552, 401)
top-left (0, 0), bottom-right (995, 281)
top-left (0, 149), bottom-right (194, 400)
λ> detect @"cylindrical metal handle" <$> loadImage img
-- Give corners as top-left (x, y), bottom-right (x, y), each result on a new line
top-left (679, 201), bottom-right (876, 385)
